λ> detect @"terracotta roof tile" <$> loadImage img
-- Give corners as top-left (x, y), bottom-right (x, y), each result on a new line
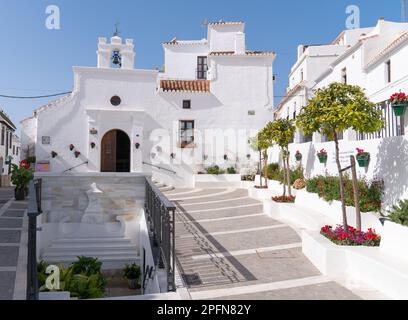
top-left (160, 80), bottom-right (210, 93)
top-left (209, 50), bottom-right (275, 56)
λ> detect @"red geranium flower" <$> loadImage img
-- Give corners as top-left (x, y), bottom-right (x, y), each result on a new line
top-left (19, 160), bottom-right (30, 170)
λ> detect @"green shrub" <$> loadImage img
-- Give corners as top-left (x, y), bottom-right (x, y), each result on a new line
top-left (306, 175), bottom-right (384, 213)
top-left (71, 256), bottom-right (102, 276)
top-left (266, 163), bottom-right (304, 184)
top-left (123, 263), bottom-right (141, 280)
top-left (206, 165), bottom-right (220, 175)
top-left (38, 256), bottom-right (107, 299)
top-left (227, 167), bottom-right (236, 174)
top-left (388, 200), bottom-right (408, 226)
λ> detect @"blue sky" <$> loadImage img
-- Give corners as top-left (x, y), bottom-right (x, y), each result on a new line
top-left (0, 0), bottom-right (403, 133)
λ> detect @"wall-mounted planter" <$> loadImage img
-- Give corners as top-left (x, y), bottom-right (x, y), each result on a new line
top-left (392, 103), bottom-right (408, 117)
top-left (170, 153), bottom-right (176, 159)
top-left (51, 151), bottom-right (58, 158)
top-left (90, 142), bottom-right (96, 149)
top-left (317, 154), bottom-right (327, 163)
top-left (74, 151), bottom-right (81, 158)
top-left (356, 153), bottom-right (370, 167)
top-left (69, 144), bottom-right (75, 151)
top-left (295, 152), bottom-right (302, 161)
top-left (135, 143), bottom-right (140, 149)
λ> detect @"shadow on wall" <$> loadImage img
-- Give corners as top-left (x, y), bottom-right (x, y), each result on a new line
top-left (374, 136), bottom-right (408, 208)
top-left (304, 143), bottom-right (316, 179)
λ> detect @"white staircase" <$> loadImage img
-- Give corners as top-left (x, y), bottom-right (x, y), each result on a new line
top-left (152, 179), bottom-right (175, 192)
top-left (42, 237), bottom-right (140, 269)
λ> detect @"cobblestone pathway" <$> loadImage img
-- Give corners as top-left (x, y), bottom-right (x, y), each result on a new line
top-left (164, 187), bottom-right (367, 300)
top-left (0, 187), bottom-right (27, 300)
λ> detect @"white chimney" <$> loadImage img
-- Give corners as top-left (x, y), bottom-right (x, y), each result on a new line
top-left (234, 31), bottom-right (246, 55)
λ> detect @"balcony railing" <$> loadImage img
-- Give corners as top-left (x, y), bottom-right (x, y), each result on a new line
top-left (144, 177), bottom-right (176, 292)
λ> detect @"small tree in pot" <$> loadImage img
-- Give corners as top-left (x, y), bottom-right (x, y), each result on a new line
top-left (123, 263), bottom-right (141, 289)
top-left (11, 161), bottom-right (34, 201)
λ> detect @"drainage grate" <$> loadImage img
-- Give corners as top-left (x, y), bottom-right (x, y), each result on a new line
top-left (183, 273), bottom-right (202, 286)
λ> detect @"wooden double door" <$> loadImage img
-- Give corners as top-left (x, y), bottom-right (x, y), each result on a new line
top-left (101, 130), bottom-right (131, 172)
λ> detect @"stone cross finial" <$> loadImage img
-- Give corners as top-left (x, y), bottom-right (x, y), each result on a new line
top-left (113, 22), bottom-right (120, 37)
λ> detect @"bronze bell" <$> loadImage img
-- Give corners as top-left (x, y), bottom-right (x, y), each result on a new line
top-left (112, 50), bottom-right (122, 66)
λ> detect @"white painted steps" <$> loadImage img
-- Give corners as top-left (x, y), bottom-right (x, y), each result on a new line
top-left (41, 237), bottom-right (140, 269)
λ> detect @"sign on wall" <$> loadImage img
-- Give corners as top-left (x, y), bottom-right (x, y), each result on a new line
top-left (42, 136), bottom-right (51, 145)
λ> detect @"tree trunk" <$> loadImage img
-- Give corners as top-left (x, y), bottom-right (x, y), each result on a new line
top-left (263, 151), bottom-right (268, 188)
top-left (259, 150), bottom-right (263, 188)
top-left (286, 149), bottom-right (292, 197)
top-left (350, 156), bottom-right (362, 231)
top-left (282, 151), bottom-right (287, 196)
top-left (334, 132), bottom-right (348, 229)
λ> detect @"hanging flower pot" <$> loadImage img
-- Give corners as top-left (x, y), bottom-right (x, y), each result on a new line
top-left (317, 149), bottom-right (327, 164)
top-left (69, 144), bottom-right (75, 151)
top-left (295, 151), bottom-right (302, 161)
top-left (74, 151), bottom-right (81, 158)
top-left (90, 142), bottom-right (96, 149)
top-left (356, 148), bottom-right (370, 167)
top-left (390, 92), bottom-right (408, 117)
top-left (51, 151), bottom-right (58, 158)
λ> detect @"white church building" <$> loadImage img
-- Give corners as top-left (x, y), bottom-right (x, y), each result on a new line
top-left (21, 21), bottom-right (275, 186)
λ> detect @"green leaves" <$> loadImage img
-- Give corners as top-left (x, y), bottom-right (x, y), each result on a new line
top-left (264, 119), bottom-right (296, 149)
top-left (388, 200), bottom-right (408, 226)
top-left (10, 164), bottom-right (34, 189)
top-left (296, 82), bottom-right (384, 137)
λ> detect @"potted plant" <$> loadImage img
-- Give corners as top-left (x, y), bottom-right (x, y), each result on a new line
top-left (11, 161), bottom-right (34, 201)
top-left (317, 148), bottom-right (328, 163)
top-left (390, 92), bottom-right (408, 117)
top-left (123, 263), bottom-right (141, 289)
top-left (356, 148), bottom-right (370, 167)
top-left (295, 151), bottom-right (302, 161)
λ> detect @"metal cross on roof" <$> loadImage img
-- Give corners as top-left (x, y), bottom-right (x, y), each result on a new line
top-left (113, 22), bottom-right (120, 37)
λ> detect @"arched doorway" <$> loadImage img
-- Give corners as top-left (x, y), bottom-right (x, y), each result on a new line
top-left (101, 129), bottom-right (131, 172)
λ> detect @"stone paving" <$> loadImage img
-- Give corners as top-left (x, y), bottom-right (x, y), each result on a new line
top-left (164, 187), bottom-right (365, 300)
top-left (0, 187), bottom-right (27, 300)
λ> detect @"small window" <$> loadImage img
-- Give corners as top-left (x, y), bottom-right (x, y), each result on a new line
top-left (13, 145), bottom-right (15, 155)
top-left (110, 96), bottom-right (121, 106)
top-left (183, 100), bottom-right (191, 109)
top-left (300, 69), bottom-right (304, 82)
top-left (1, 126), bottom-right (4, 146)
top-left (385, 60), bottom-right (391, 83)
top-left (179, 120), bottom-right (195, 148)
top-left (341, 68), bottom-right (347, 84)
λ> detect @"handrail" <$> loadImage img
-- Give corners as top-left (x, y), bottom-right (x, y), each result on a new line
top-left (145, 177), bottom-right (176, 210)
top-left (62, 161), bottom-right (89, 173)
top-left (27, 178), bottom-right (43, 300)
top-left (142, 162), bottom-right (176, 175)
top-left (144, 177), bottom-right (176, 292)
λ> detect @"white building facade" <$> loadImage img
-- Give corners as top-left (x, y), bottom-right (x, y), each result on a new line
top-left (0, 110), bottom-right (19, 185)
top-left (21, 21), bottom-right (275, 186)
top-left (273, 19), bottom-right (408, 208)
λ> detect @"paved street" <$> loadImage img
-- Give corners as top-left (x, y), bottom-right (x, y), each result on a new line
top-left (0, 187), bottom-right (27, 300)
top-left (164, 187), bottom-right (364, 300)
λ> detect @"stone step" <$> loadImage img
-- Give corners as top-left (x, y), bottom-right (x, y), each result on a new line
top-left (43, 249), bottom-right (138, 258)
top-left (159, 185), bottom-right (175, 192)
top-left (54, 238), bottom-right (133, 246)
top-left (42, 254), bottom-right (141, 270)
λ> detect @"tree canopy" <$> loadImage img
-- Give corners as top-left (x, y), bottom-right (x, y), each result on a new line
top-left (296, 82), bottom-right (384, 139)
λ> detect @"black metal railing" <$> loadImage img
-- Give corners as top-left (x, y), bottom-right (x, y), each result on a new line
top-left (142, 162), bottom-right (177, 175)
top-left (144, 177), bottom-right (176, 292)
top-left (26, 178), bottom-right (43, 300)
